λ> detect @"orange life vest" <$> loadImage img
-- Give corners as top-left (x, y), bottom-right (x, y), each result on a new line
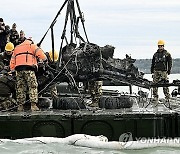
top-left (10, 40), bottom-right (47, 70)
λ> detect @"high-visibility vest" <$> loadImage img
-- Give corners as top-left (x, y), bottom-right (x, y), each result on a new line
top-left (10, 40), bottom-right (46, 70)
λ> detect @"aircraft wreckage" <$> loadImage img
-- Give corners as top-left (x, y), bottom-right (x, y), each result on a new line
top-left (1, 0), bottom-right (180, 141)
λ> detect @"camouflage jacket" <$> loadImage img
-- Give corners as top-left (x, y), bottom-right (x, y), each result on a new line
top-left (9, 29), bottom-right (19, 46)
top-left (151, 49), bottom-right (172, 73)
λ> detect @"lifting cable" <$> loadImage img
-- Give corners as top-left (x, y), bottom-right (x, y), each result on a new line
top-left (38, 0), bottom-right (68, 47)
top-left (75, 0), bottom-right (89, 43)
top-left (58, 0), bottom-right (72, 67)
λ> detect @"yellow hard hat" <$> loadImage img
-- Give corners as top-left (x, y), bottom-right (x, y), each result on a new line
top-left (49, 50), bottom-right (59, 62)
top-left (5, 42), bottom-right (14, 51)
top-left (157, 40), bottom-right (165, 45)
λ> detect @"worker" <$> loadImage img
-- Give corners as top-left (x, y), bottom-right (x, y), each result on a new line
top-left (0, 18), bottom-right (9, 53)
top-left (0, 42), bottom-right (14, 72)
top-left (17, 30), bottom-right (26, 45)
top-left (9, 23), bottom-right (19, 46)
top-left (10, 37), bottom-right (47, 111)
top-left (151, 40), bottom-right (172, 108)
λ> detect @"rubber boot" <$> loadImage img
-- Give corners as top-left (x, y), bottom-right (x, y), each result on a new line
top-left (17, 105), bottom-right (24, 112)
top-left (31, 102), bottom-right (39, 111)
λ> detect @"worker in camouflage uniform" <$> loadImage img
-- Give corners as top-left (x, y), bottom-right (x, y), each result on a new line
top-left (10, 38), bottom-right (47, 111)
top-left (88, 80), bottom-right (103, 107)
top-left (0, 74), bottom-right (17, 111)
top-left (9, 23), bottom-right (19, 47)
top-left (151, 40), bottom-right (172, 106)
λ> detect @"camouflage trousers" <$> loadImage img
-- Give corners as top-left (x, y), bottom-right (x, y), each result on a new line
top-left (16, 70), bottom-right (38, 105)
top-left (152, 71), bottom-right (170, 100)
top-left (88, 81), bottom-right (103, 106)
top-left (0, 96), bottom-right (17, 111)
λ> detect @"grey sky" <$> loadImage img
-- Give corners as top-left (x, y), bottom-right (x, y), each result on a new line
top-left (1, 0), bottom-right (180, 59)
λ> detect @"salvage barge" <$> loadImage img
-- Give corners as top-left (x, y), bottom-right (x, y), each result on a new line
top-left (0, 98), bottom-right (180, 141)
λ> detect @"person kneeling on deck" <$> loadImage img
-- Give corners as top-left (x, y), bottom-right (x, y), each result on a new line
top-left (151, 40), bottom-right (172, 108)
top-left (10, 37), bottom-right (47, 112)
top-left (0, 74), bottom-right (17, 111)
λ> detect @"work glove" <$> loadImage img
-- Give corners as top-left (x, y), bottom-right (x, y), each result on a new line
top-left (167, 70), bottom-right (171, 75)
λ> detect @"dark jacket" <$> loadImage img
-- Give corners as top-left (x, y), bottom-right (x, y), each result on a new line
top-left (151, 49), bottom-right (172, 73)
top-left (0, 52), bottom-right (12, 66)
top-left (9, 29), bottom-right (19, 46)
top-left (0, 52), bottom-right (12, 72)
top-left (17, 37), bottom-right (26, 45)
top-left (0, 22), bottom-right (9, 47)
top-left (0, 74), bottom-right (15, 97)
